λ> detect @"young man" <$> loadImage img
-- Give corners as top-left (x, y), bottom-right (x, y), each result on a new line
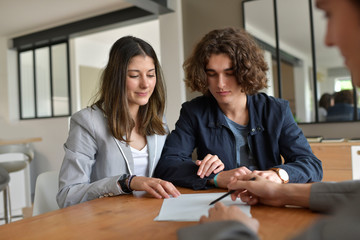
top-left (155, 28), bottom-right (322, 191)
top-left (178, 0), bottom-right (360, 239)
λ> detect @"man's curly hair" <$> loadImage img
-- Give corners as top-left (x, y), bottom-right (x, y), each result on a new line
top-left (183, 27), bottom-right (269, 95)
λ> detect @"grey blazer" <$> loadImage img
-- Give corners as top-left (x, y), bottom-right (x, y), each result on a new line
top-left (56, 106), bottom-right (168, 208)
top-left (178, 180), bottom-right (360, 240)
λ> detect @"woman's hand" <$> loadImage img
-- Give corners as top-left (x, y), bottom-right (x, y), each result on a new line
top-left (129, 176), bottom-right (181, 199)
top-left (196, 154), bottom-right (225, 178)
top-left (200, 202), bottom-right (259, 233)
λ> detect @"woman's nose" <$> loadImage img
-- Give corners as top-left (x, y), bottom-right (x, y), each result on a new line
top-left (140, 76), bottom-right (150, 88)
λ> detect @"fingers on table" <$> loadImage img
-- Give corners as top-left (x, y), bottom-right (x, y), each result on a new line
top-left (146, 179), bottom-right (180, 199)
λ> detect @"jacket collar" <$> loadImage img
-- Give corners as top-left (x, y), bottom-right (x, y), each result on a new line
top-left (207, 94), bottom-right (264, 135)
top-left (207, 95), bottom-right (227, 129)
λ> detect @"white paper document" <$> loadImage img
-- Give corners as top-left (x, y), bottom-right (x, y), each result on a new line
top-left (154, 193), bottom-right (251, 221)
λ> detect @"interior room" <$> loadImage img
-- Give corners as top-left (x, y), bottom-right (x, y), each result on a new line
top-left (0, 0), bottom-right (359, 231)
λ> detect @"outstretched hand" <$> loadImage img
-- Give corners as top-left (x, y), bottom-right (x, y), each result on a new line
top-left (227, 174), bottom-right (285, 207)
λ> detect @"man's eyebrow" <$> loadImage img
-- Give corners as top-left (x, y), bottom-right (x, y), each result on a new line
top-left (205, 67), bottom-right (234, 71)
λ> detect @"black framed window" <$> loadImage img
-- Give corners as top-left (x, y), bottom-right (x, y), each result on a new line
top-left (18, 41), bottom-right (71, 119)
top-left (13, 2), bottom-right (173, 120)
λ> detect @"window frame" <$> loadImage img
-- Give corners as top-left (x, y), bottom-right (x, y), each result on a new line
top-left (18, 40), bottom-right (71, 120)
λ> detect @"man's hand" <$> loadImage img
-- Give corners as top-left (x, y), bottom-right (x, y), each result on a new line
top-left (196, 154), bottom-right (224, 178)
top-left (229, 174), bottom-right (284, 206)
top-left (252, 170), bottom-right (283, 184)
top-left (227, 173), bottom-right (312, 208)
top-left (213, 167), bottom-right (252, 188)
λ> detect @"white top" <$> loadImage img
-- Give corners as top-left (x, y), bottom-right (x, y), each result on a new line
top-left (130, 144), bottom-right (149, 176)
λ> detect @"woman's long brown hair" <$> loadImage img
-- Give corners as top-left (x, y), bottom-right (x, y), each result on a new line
top-left (92, 36), bottom-right (167, 143)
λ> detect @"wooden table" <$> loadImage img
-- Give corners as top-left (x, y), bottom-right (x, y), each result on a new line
top-left (0, 188), bottom-right (321, 240)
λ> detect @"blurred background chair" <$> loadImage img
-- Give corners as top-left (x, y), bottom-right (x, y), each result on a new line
top-left (0, 166), bottom-right (11, 224)
top-left (32, 170), bottom-right (59, 216)
top-left (0, 144), bottom-right (34, 222)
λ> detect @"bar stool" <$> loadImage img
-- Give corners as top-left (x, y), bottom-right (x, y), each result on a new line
top-left (0, 144), bottom-right (34, 222)
top-left (0, 166), bottom-right (11, 224)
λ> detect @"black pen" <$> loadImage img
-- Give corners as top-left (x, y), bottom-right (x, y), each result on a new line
top-left (209, 177), bottom-right (256, 205)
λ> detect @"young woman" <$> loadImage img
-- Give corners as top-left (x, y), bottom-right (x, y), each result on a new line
top-left (155, 27), bottom-right (322, 190)
top-left (57, 36), bottom-right (180, 208)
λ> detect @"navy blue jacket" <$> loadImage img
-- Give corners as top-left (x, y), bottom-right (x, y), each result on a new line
top-left (155, 94), bottom-right (323, 189)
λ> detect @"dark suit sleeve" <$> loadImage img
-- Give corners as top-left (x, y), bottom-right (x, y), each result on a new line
top-left (293, 188), bottom-right (360, 240)
top-left (178, 221), bottom-right (259, 240)
top-left (309, 180), bottom-right (360, 213)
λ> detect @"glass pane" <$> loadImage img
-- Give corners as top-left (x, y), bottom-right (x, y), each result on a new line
top-left (278, 0), bottom-right (313, 123)
top-left (35, 47), bottom-right (51, 117)
top-left (19, 51), bottom-right (35, 118)
top-left (51, 43), bottom-right (69, 116)
top-left (243, 0), bottom-right (276, 97)
top-left (313, 0), bottom-right (355, 122)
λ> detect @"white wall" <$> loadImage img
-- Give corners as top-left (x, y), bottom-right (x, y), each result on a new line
top-left (72, 13), bottom-right (185, 131)
top-left (159, 0), bottom-right (186, 131)
top-left (0, 2), bottom-right (185, 201)
top-left (72, 19), bottom-right (163, 112)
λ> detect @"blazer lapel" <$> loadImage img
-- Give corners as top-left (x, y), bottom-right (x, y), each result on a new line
top-left (113, 138), bottom-right (135, 175)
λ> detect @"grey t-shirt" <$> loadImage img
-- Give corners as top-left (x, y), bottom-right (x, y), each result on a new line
top-left (224, 115), bottom-right (257, 170)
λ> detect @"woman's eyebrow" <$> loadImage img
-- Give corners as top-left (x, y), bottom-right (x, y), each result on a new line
top-left (127, 69), bottom-right (155, 72)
